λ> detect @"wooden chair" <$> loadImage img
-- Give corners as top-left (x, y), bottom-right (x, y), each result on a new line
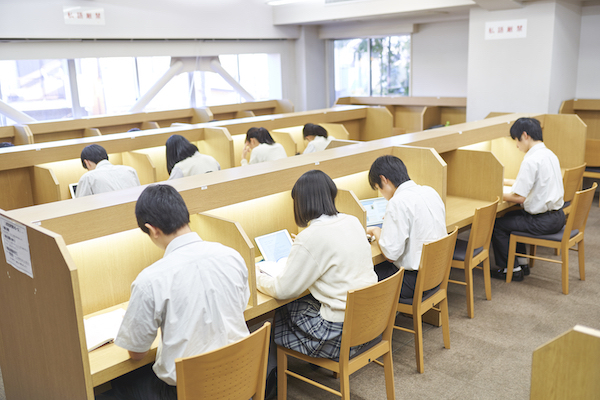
top-left (449, 199), bottom-right (499, 318)
top-left (175, 321), bottom-right (271, 400)
top-left (395, 227), bottom-right (459, 373)
top-left (277, 268), bottom-right (405, 400)
top-left (506, 183), bottom-right (597, 294)
top-left (561, 163), bottom-right (586, 216)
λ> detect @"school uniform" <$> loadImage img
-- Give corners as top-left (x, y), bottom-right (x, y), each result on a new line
top-left (76, 159), bottom-right (140, 197)
top-left (492, 142), bottom-right (565, 272)
top-left (257, 213), bottom-right (377, 359)
top-left (375, 180), bottom-right (447, 299)
top-left (241, 142), bottom-right (287, 165)
top-left (168, 151), bottom-right (220, 180)
top-left (303, 135), bottom-right (333, 154)
top-left (112, 232), bottom-right (249, 399)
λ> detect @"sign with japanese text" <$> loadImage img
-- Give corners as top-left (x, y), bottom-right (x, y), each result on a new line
top-left (63, 6), bottom-right (106, 25)
top-left (485, 19), bottom-right (527, 40)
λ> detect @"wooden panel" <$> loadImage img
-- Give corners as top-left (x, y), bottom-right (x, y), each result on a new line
top-left (335, 96), bottom-right (467, 107)
top-left (422, 106), bottom-right (442, 130)
top-left (67, 228), bottom-right (163, 315)
top-left (531, 325), bottom-right (600, 400)
top-left (0, 168), bottom-right (34, 210)
top-left (392, 146), bottom-right (447, 204)
top-left (393, 106), bottom-right (425, 133)
top-left (235, 110), bottom-right (255, 119)
top-left (0, 213), bottom-right (93, 399)
top-left (333, 171), bottom-right (379, 201)
top-left (336, 189), bottom-right (366, 228)
top-left (320, 123), bottom-right (350, 141)
top-left (360, 107), bottom-right (393, 140)
top-left (569, 98), bottom-right (600, 111)
top-left (0, 125), bottom-right (16, 142)
top-left (575, 110), bottom-right (600, 140)
top-left (199, 127), bottom-right (235, 170)
top-left (489, 136), bottom-right (524, 180)
top-left (585, 139), bottom-right (600, 167)
top-left (558, 99), bottom-right (574, 114)
top-left (441, 149), bottom-right (502, 202)
top-left (36, 158), bottom-right (87, 201)
top-left (191, 213), bottom-right (257, 307)
top-left (31, 166), bottom-right (61, 204)
top-left (271, 128), bottom-right (301, 156)
top-left (83, 128), bottom-right (101, 137)
top-left (14, 125), bottom-right (34, 145)
top-left (543, 114), bottom-right (586, 168)
top-left (123, 151), bottom-right (157, 185)
top-left (440, 107), bottom-right (466, 125)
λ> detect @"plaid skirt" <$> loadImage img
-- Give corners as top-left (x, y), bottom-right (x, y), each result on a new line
top-left (273, 294), bottom-right (365, 360)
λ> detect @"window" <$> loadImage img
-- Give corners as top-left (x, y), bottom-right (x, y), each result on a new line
top-left (334, 35), bottom-right (411, 99)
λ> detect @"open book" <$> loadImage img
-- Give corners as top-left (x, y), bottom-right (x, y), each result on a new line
top-left (255, 229), bottom-right (293, 277)
top-left (84, 308), bottom-right (126, 352)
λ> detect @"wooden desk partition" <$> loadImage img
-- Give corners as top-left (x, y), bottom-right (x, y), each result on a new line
top-left (271, 123), bottom-right (350, 156)
top-left (530, 325), bottom-right (600, 399)
top-left (559, 99), bottom-right (600, 177)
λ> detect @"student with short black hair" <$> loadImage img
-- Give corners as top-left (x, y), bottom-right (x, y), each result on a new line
top-left (109, 184), bottom-right (250, 400)
top-left (0, 142), bottom-right (14, 148)
top-left (241, 127), bottom-right (287, 165)
top-left (491, 117), bottom-right (565, 281)
top-left (76, 144), bottom-right (140, 197)
top-left (257, 170), bottom-right (377, 362)
top-left (367, 155), bottom-right (447, 299)
top-left (165, 134), bottom-right (220, 180)
top-left (302, 123), bottom-right (332, 154)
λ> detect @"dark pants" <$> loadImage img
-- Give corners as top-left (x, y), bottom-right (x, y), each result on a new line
top-left (491, 209), bottom-right (565, 270)
top-left (96, 364), bottom-right (177, 400)
top-left (375, 261), bottom-right (438, 301)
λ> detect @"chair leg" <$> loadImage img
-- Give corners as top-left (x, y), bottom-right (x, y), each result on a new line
top-left (561, 243), bottom-right (569, 295)
top-left (339, 369), bottom-right (350, 400)
top-left (277, 348), bottom-right (287, 400)
top-left (578, 240), bottom-right (585, 281)
top-left (483, 258), bottom-right (492, 301)
top-left (464, 262), bottom-right (475, 318)
top-left (530, 245), bottom-right (536, 269)
top-left (440, 298), bottom-right (451, 350)
top-left (382, 350), bottom-right (395, 400)
top-left (506, 236), bottom-right (517, 283)
top-left (413, 312), bottom-right (424, 374)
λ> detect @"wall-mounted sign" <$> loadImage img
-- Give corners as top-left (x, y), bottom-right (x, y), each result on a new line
top-left (63, 6), bottom-right (106, 25)
top-left (485, 19), bottom-right (527, 40)
top-left (0, 216), bottom-right (33, 279)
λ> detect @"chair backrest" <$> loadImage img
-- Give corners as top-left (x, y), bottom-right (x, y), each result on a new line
top-left (175, 322), bottom-right (271, 400)
top-left (416, 228), bottom-right (459, 296)
top-left (565, 182), bottom-right (597, 235)
top-left (341, 268), bottom-right (404, 350)
top-left (466, 198), bottom-right (499, 254)
top-left (562, 163), bottom-right (586, 204)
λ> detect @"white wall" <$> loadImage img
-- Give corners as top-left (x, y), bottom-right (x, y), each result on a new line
top-left (0, 0), bottom-right (298, 40)
top-left (575, 5), bottom-right (600, 99)
top-left (411, 19), bottom-right (469, 97)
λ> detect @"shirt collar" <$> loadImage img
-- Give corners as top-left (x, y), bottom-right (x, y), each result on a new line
top-left (394, 180), bottom-right (417, 196)
top-left (163, 231), bottom-right (203, 258)
top-left (309, 213), bottom-right (339, 225)
top-left (525, 142), bottom-right (546, 158)
top-left (96, 159), bottom-right (112, 169)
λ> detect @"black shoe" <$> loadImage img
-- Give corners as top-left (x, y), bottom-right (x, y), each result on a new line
top-left (265, 369), bottom-right (277, 400)
top-left (491, 268), bottom-right (524, 282)
top-left (520, 264), bottom-right (530, 276)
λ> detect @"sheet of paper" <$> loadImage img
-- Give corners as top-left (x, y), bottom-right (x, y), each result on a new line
top-left (84, 308), bottom-right (126, 352)
top-left (257, 257), bottom-right (287, 278)
top-left (0, 216), bottom-right (33, 278)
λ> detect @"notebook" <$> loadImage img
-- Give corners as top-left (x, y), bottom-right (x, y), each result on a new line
top-left (83, 308), bottom-right (126, 351)
top-left (360, 197), bottom-right (388, 228)
top-left (69, 183), bottom-right (78, 198)
top-left (255, 229), bottom-right (293, 277)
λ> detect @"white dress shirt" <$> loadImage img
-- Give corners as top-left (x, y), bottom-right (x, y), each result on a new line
top-left (168, 151), bottom-right (220, 180)
top-left (379, 180), bottom-right (447, 271)
top-left (256, 214), bottom-right (377, 322)
top-left (303, 136), bottom-right (333, 154)
top-left (115, 232), bottom-right (250, 385)
top-left (76, 160), bottom-right (140, 197)
top-left (511, 142), bottom-right (564, 214)
top-left (241, 143), bottom-right (287, 165)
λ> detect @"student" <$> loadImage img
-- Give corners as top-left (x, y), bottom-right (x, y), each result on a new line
top-left (76, 144), bottom-right (141, 197)
top-left (302, 123), bottom-right (332, 154)
top-left (256, 170), bottom-right (377, 369)
top-left (366, 155), bottom-right (447, 299)
top-left (165, 134), bottom-right (220, 180)
top-left (0, 142), bottom-right (14, 147)
top-left (241, 127), bottom-right (287, 165)
top-left (108, 184), bottom-right (250, 400)
top-left (491, 117), bottom-right (565, 281)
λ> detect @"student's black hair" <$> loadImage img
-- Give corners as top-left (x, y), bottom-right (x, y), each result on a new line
top-left (510, 117), bottom-right (543, 141)
top-left (135, 184), bottom-right (190, 235)
top-left (245, 127), bottom-right (275, 145)
top-left (165, 134), bottom-right (199, 174)
top-left (0, 142), bottom-right (15, 148)
top-left (80, 144), bottom-right (109, 169)
top-left (303, 123), bottom-right (328, 139)
top-left (368, 155), bottom-right (411, 189)
top-left (291, 170), bottom-right (338, 227)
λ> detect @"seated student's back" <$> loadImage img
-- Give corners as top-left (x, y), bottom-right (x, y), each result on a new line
top-left (165, 134), bottom-right (220, 180)
top-left (303, 123), bottom-right (333, 154)
top-left (241, 127), bottom-right (287, 165)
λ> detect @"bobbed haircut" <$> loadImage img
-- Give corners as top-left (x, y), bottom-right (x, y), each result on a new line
top-left (166, 134), bottom-right (199, 174)
top-left (0, 142), bottom-right (15, 148)
top-left (135, 184), bottom-right (190, 235)
top-left (303, 123), bottom-right (328, 139)
top-left (80, 144), bottom-right (109, 169)
top-left (510, 117), bottom-right (543, 141)
top-left (245, 127), bottom-right (275, 145)
top-left (368, 155), bottom-right (411, 189)
top-left (291, 170), bottom-right (338, 227)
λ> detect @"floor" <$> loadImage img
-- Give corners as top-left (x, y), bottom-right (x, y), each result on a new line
top-left (1, 190), bottom-right (599, 400)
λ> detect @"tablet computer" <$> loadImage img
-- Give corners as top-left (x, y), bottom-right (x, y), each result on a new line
top-left (359, 197), bottom-right (388, 228)
top-left (255, 229), bottom-right (293, 263)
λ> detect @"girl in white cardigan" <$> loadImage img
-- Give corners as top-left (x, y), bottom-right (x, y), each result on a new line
top-left (256, 170), bottom-right (377, 360)
top-left (165, 134), bottom-right (220, 180)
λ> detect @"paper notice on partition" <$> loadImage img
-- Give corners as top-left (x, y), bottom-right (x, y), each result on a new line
top-left (0, 216), bottom-right (33, 278)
